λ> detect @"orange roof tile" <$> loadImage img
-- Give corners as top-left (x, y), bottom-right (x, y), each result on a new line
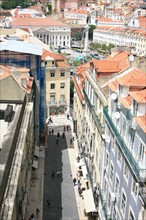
top-left (119, 96), bottom-right (132, 109)
top-left (129, 89), bottom-right (146, 103)
top-left (56, 61), bottom-right (70, 68)
top-left (72, 76), bottom-right (84, 102)
top-left (138, 16), bottom-right (146, 29)
top-left (42, 49), bottom-right (65, 61)
top-left (91, 60), bottom-right (120, 73)
top-left (108, 80), bottom-right (119, 92)
top-left (134, 115), bottom-right (146, 133)
top-left (12, 17), bottom-right (67, 27)
top-left (117, 68), bottom-right (146, 87)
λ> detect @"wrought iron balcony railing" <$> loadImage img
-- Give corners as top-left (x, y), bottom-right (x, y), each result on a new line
top-left (103, 107), bottom-right (146, 182)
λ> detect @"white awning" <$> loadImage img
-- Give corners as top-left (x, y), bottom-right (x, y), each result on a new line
top-left (34, 145), bottom-right (40, 157)
top-left (83, 189), bottom-right (96, 213)
top-left (82, 164), bottom-right (89, 181)
top-left (32, 160), bottom-right (38, 169)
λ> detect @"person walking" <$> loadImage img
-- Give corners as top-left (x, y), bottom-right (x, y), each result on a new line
top-left (56, 171), bottom-right (61, 177)
top-left (73, 177), bottom-right (76, 186)
top-left (57, 132), bottom-right (60, 138)
top-left (51, 171), bottom-right (55, 178)
top-left (70, 138), bottom-right (73, 145)
top-left (36, 208), bottom-right (40, 218)
top-left (63, 125), bottom-right (66, 132)
top-left (67, 114), bottom-right (69, 119)
top-left (47, 199), bottom-right (51, 206)
top-left (51, 129), bottom-right (54, 135)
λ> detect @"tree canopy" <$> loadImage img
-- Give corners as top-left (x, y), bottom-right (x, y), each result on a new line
top-left (1, 0), bottom-right (35, 9)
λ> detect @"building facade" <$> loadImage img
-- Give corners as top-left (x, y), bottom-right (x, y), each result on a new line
top-left (99, 67), bottom-right (146, 220)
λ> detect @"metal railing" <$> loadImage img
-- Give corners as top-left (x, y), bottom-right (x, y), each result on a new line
top-left (99, 189), bottom-right (112, 220)
top-left (103, 107), bottom-right (146, 182)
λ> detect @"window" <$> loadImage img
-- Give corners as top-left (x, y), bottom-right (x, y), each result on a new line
top-left (113, 207), bottom-right (117, 220)
top-left (50, 93), bottom-right (55, 104)
top-left (129, 210), bottom-right (135, 220)
top-left (121, 192), bottom-right (126, 215)
top-left (139, 142), bottom-right (144, 162)
top-left (50, 83), bottom-right (55, 89)
top-left (60, 71), bottom-right (65, 77)
top-left (105, 153), bottom-right (109, 166)
top-left (60, 83), bottom-right (65, 89)
top-left (123, 162), bottom-right (129, 181)
top-left (60, 94), bottom-right (65, 103)
top-left (115, 176), bottom-right (120, 193)
top-left (52, 61), bottom-right (55, 65)
top-left (117, 150), bottom-right (122, 165)
top-left (132, 179), bottom-right (138, 197)
top-left (50, 72), bottom-right (55, 77)
top-left (110, 163), bottom-right (114, 180)
top-left (107, 193), bottom-right (111, 210)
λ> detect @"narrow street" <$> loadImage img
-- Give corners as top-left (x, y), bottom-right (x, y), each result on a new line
top-left (43, 121), bottom-right (79, 220)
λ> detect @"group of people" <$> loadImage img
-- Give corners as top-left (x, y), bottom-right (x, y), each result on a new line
top-left (73, 177), bottom-right (83, 197)
top-left (51, 170), bottom-right (61, 178)
top-left (49, 129), bottom-right (54, 135)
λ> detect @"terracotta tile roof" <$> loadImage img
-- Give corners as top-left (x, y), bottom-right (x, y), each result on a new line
top-left (12, 17), bottom-right (67, 27)
top-left (105, 51), bottom-right (129, 70)
top-left (42, 49), bottom-right (65, 61)
top-left (91, 60), bottom-right (120, 73)
top-left (138, 16), bottom-right (146, 29)
top-left (119, 96), bottom-right (132, 109)
top-left (134, 115), bottom-right (146, 133)
top-left (72, 76), bottom-right (84, 102)
top-left (56, 61), bottom-right (70, 68)
top-left (108, 80), bottom-right (119, 92)
top-left (117, 68), bottom-right (146, 87)
top-left (129, 89), bottom-right (146, 104)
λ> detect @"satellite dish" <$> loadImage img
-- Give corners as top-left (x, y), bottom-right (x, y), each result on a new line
top-left (129, 54), bottom-right (134, 62)
top-left (113, 112), bottom-right (120, 119)
top-left (111, 93), bottom-right (118, 101)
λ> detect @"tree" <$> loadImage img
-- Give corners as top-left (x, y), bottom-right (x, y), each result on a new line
top-left (88, 25), bottom-right (96, 40)
top-left (1, 0), bottom-right (35, 9)
top-left (72, 31), bottom-right (82, 41)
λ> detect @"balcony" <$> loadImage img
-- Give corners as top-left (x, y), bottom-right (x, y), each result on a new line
top-left (103, 107), bottom-right (146, 182)
top-left (83, 88), bottom-right (104, 135)
top-left (49, 101), bottom-right (57, 106)
top-left (139, 186), bottom-right (146, 208)
top-left (58, 100), bottom-right (66, 105)
top-left (99, 189), bottom-right (112, 220)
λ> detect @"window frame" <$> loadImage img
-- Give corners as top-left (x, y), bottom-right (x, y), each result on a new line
top-left (50, 83), bottom-right (55, 90)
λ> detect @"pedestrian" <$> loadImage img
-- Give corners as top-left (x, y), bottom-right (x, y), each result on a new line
top-left (64, 125), bottom-right (66, 132)
top-left (66, 125), bottom-right (69, 131)
top-left (57, 132), bottom-right (60, 138)
top-left (49, 117), bottom-right (53, 123)
top-left (47, 199), bottom-right (51, 206)
top-left (79, 188), bottom-right (82, 197)
top-left (62, 132), bottom-right (65, 139)
top-left (49, 130), bottom-right (51, 135)
top-left (36, 208), bottom-right (40, 217)
top-left (51, 129), bottom-right (54, 135)
top-left (70, 138), bottom-right (73, 145)
top-left (30, 214), bottom-right (35, 220)
top-left (51, 171), bottom-right (55, 178)
top-left (56, 137), bottom-right (59, 144)
top-left (67, 114), bottom-right (69, 119)
top-left (73, 136), bottom-right (75, 141)
top-left (73, 177), bottom-right (76, 186)
top-left (56, 171), bottom-right (61, 177)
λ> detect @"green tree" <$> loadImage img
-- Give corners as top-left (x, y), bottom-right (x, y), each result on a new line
top-left (2, 0), bottom-right (35, 9)
top-left (88, 25), bottom-right (96, 40)
top-left (72, 31), bottom-right (82, 41)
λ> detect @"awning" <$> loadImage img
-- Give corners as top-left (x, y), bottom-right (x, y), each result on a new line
top-left (32, 160), bottom-right (38, 169)
top-left (83, 189), bottom-right (96, 213)
top-left (34, 145), bottom-right (40, 157)
top-left (82, 164), bottom-right (89, 181)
